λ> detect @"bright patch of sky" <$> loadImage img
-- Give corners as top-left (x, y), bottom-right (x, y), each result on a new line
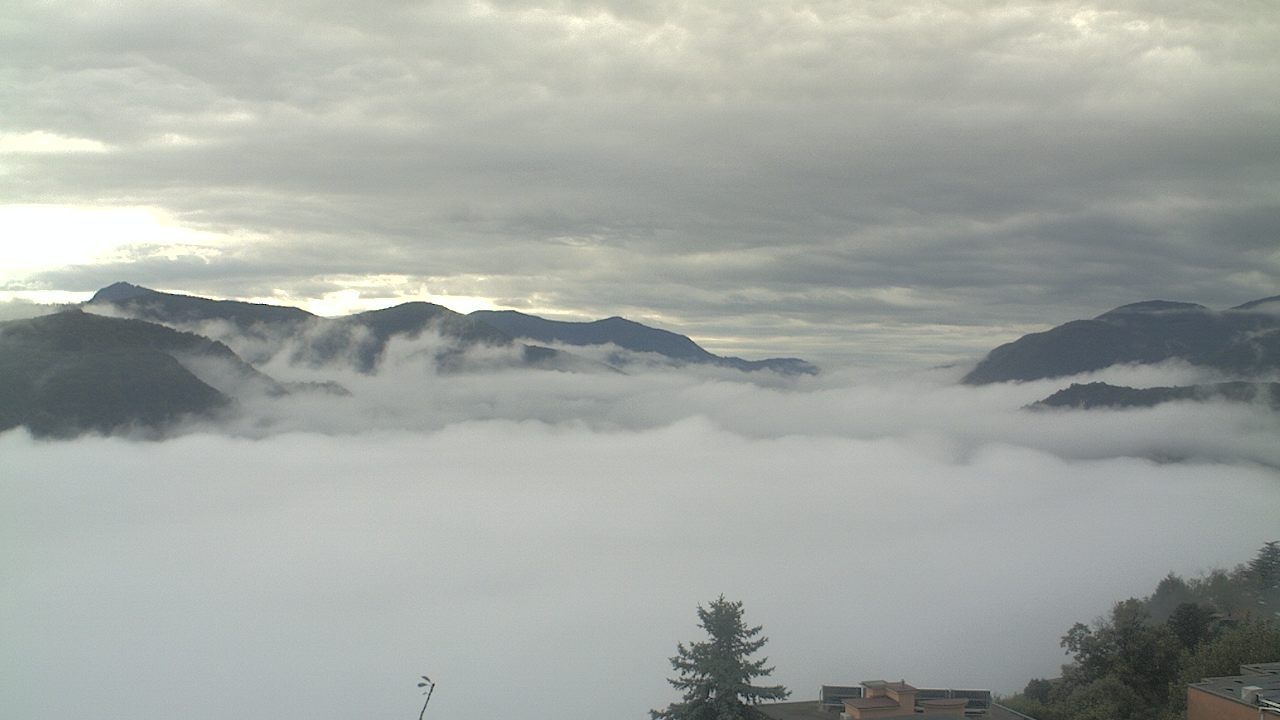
top-left (0, 205), bottom-right (233, 295)
top-left (259, 283), bottom-right (502, 317)
top-left (2, 0), bottom-right (1277, 362)
top-left (0, 131), bottom-right (111, 154)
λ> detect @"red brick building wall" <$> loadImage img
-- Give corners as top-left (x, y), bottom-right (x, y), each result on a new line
top-left (1187, 687), bottom-right (1263, 720)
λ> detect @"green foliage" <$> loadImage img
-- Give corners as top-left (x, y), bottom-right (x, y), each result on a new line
top-left (1059, 676), bottom-right (1145, 720)
top-left (1249, 541), bottom-right (1280, 594)
top-left (1146, 573), bottom-right (1194, 621)
top-left (999, 694), bottom-right (1064, 720)
top-left (1023, 678), bottom-right (1053, 705)
top-left (1163, 619), bottom-right (1280, 719)
top-left (0, 310), bottom-right (251, 436)
top-left (1057, 599), bottom-right (1182, 708)
top-left (1166, 603), bottom-right (1215, 650)
top-left (1008, 541), bottom-right (1280, 720)
top-left (651, 596), bottom-right (789, 720)
top-left (1190, 568), bottom-right (1251, 617)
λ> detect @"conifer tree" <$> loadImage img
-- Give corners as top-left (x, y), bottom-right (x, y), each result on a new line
top-left (1249, 541), bottom-right (1280, 592)
top-left (651, 596), bottom-right (789, 720)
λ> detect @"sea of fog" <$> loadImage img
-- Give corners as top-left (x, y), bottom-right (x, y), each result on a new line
top-left (3, 350), bottom-right (1279, 720)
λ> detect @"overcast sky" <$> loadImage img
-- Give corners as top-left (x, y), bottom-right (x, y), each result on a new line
top-left (2, 1), bottom-right (1278, 364)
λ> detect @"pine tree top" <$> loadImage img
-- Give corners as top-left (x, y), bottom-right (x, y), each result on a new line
top-left (652, 596), bottom-right (789, 720)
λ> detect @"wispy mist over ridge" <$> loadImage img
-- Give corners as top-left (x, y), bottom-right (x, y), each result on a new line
top-left (4, 0), bottom-right (1279, 715)
top-left (4, 293), bottom-right (1279, 720)
top-left (51, 294), bottom-right (1280, 467)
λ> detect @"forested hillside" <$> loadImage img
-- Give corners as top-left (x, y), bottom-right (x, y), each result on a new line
top-left (1003, 542), bottom-right (1280, 720)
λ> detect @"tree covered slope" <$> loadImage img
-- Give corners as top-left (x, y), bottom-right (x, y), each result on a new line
top-left (471, 310), bottom-right (817, 375)
top-left (964, 297), bottom-right (1280, 384)
top-left (0, 310), bottom-right (234, 436)
top-left (1031, 381), bottom-right (1280, 411)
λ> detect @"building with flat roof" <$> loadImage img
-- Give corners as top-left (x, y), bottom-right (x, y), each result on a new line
top-left (841, 681), bottom-right (969, 719)
top-left (1187, 661), bottom-right (1280, 720)
top-left (759, 679), bottom-right (1007, 720)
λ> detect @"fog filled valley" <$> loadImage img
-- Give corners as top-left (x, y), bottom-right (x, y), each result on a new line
top-left (4, 302), bottom-right (1279, 720)
top-left (6, 1), bottom-right (1280, 717)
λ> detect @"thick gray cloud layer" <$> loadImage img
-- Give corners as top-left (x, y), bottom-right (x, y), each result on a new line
top-left (3, 418), bottom-right (1277, 720)
top-left (3, 1), bottom-right (1279, 363)
top-left (4, 327), bottom-right (1279, 719)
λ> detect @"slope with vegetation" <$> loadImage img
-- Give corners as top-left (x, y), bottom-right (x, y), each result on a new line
top-left (472, 310), bottom-right (818, 375)
top-left (1030, 381), bottom-right (1280, 411)
top-left (90, 281), bottom-right (313, 332)
top-left (964, 297), bottom-right (1280, 386)
top-left (1003, 541), bottom-right (1280, 720)
top-left (89, 282), bottom-right (526, 371)
top-left (0, 309), bottom-right (238, 436)
top-left (88, 282), bottom-right (814, 375)
top-left (652, 596), bottom-right (789, 720)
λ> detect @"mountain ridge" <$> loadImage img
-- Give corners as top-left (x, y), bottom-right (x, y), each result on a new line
top-left (1030, 381), bottom-right (1280, 411)
top-left (89, 281), bottom-right (315, 330)
top-left (963, 295), bottom-right (1280, 384)
top-left (88, 283), bottom-right (816, 375)
top-left (0, 309), bottom-right (238, 436)
top-left (88, 283), bottom-right (591, 373)
top-left (470, 309), bottom-right (817, 375)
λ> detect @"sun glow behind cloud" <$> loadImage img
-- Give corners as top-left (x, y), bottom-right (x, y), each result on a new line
top-left (0, 1), bottom-right (1275, 361)
top-left (244, 275), bottom-right (504, 317)
top-left (284, 289), bottom-right (502, 317)
top-left (0, 205), bottom-right (233, 291)
top-left (0, 130), bottom-right (111, 154)
top-left (0, 2), bottom-right (1277, 717)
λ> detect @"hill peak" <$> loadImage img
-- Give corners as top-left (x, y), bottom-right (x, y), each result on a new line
top-left (1233, 295), bottom-right (1280, 312)
top-left (90, 281), bottom-right (153, 303)
top-left (1096, 300), bottom-right (1208, 318)
top-left (965, 295), bottom-right (1280, 384)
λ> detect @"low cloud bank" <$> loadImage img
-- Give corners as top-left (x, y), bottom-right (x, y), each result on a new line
top-left (3, 324), bottom-right (1278, 720)
top-left (2, 423), bottom-right (1275, 720)
top-left (0, 299), bottom-right (66, 321)
top-left (207, 337), bottom-right (1280, 467)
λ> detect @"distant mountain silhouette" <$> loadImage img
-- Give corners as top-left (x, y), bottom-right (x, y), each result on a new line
top-left (11, 279), bottom-right (830, 437)
top-left (90, 281), bottom-right (313, 330)
top-left (1232, 295), bottom-right (1280, 312)
top-left (470, 310), bottom-right (818, 375)
top-left (0, 310), bottom-right (237, 436)
top-left (89, 283), bottom-right (594, 373)
top-left (1031, 381), bottom-right (1280, 411)
top-left (332, 302), bottom-right (514, 372)
top-left (88, 283), bottom-right (813, 375)
top-left (963, 296), bottom-right (1280, 384)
